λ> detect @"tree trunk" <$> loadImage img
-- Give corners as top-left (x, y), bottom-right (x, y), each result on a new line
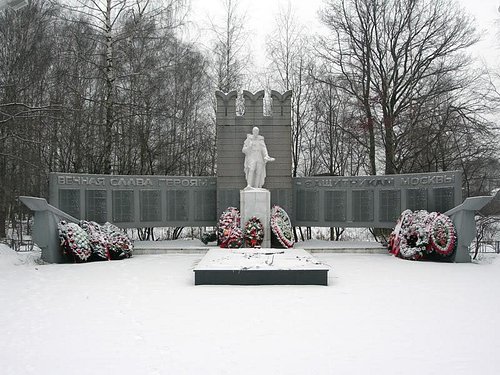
top-left (0, 205), bottom-right (6, 239)
top-left (0, 153), bottom-right (6, 238)
top-left (384, 115), bottom-right (395, 175)
top-left (104, 0), bottom-right (114, 174)
top-left (367, 116), bottom-right (376, 175)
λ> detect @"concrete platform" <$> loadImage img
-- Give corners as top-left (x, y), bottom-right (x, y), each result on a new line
top-left (193, 248), bottom-right (329, 286)
top-left (132, 239), bottom-right (387, 255)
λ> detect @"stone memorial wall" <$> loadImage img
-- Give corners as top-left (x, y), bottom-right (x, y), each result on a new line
top-left (294, 171), bottom-right (462, 228)
top-left (49, 173), bottom-right (217, 228)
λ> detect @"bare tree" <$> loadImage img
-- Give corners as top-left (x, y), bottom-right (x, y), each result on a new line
top-left (0, 1), bottom-right (59, 238)
top-left (266, 2), bottom-right (314, 177)
top-left (0, 0), bottom-right (216, 238)
top-left (318, 0), bottom-right (480, 175)
top-left (209, 0), bottom-right (248, 92)
top-left (311, 77), bottom-right (368, 176)
top-left (317, 0), bottom-right (377, 175)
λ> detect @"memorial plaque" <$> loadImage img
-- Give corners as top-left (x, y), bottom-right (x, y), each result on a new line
top-left (195, 190), bottom-right (217, 221)
top-left (58, 189), bottom-right (80, 219)
top-left (112, 190), bottom-right (134, 222)
top-left (379, 190), bottom-right (401, 222)
top-left (406, 188), bottom-right (428, 211)
top-left (325, 190), bottom-right (347, 221)
top-left (433, 187), bottom-right (455, 213)
top-left (352, 190), bottom-right (374, 222)
top-left (296, 190), bottom-right (319, 222)
top-left (166, 190), bottom-right (188, 221)
top-left (140, 190), bottom-right (161, 222)
top-left (85, 190), bottom-right (107, 223)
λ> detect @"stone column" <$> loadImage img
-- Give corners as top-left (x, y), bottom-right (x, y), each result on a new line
top-left (240, 189), bottom-right (271, 248)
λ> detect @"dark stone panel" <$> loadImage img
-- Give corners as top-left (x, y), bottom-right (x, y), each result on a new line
top-left (58, 189), bottom-right (81, 219)
top-left (296, 190), bottom-right (319, 222)
top-left (112, 190), bottom-right (134, 223)
top-left (379, 190), bottom-right (401, 223)
top-left (166, 190), bottom-right (189, 222)
top-left (406, 188), bottom-right (428, 211)
top-left (85, 190), bottom-right (107, 224)
top-left (325, 191), bottom-right (347, 222)
top-left (433, 187), bottom-right (455, 213)
top-left (194, 190), bottom-right (217, 221)
top-left (140, 190), bottom-right (161, 222)
top-left (352, 190), bottom-right (374, 222)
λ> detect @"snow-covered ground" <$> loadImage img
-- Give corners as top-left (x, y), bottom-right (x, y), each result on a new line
top-left (1, 244), bottom-right (499, 375)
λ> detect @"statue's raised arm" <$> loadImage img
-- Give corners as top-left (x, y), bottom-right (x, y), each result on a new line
top-left (242, 127), bottom-right (275, 189)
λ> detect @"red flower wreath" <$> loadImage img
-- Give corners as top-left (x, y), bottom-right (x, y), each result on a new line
top-left (429, 214), bottom-right (456, 256)
top-left (244, 216), bottom-right (264, 248)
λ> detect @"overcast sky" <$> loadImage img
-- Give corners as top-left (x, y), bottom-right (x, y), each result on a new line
top-left (187, 0), bottom-right (500, 73)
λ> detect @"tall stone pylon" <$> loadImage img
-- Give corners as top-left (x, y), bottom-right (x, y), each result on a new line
top-left (215, 90), bottom-right (293, 220)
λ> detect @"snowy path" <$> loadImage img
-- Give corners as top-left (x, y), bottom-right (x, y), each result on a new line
top-left (1, 248), bottom-right (499, 374)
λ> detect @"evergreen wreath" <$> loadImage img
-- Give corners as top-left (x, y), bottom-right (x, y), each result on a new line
top-left (270, 205), bottom-right (294, 248)
top-left (244, 216), bottom-right (265, 248)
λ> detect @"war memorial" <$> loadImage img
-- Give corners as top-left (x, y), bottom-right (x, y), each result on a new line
top-left (20, 90), bottom-right (494, 285)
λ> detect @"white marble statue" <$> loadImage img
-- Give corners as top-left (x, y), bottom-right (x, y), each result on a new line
top-left (242, 127), bottom-right (275, 189)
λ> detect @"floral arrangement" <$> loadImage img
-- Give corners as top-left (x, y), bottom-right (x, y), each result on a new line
top-left (244, 216), bottom-right (264, 248)
top-left (270, 205), bottom-right (294, 248)
top-left (102, 222), bottom-right (133, 259)
top-left (58, 220), bottom-right (133, 262)
top-left (389, 210), bottom-right (456, 261)
top-left (218, 207), bottom-right (243, 248)
top-left (80, 220), bottom-right (110, 260)
top-left (429, 214), bottom-right (456, 256)
top-left (58, 221), bottom-right (92, 262)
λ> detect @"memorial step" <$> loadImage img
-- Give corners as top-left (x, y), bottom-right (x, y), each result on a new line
top-left (132, 240), bottom-right (388, 255)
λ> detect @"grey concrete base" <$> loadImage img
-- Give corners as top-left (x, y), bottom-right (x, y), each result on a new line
top-left (193, 248), bottom-right (329, 286)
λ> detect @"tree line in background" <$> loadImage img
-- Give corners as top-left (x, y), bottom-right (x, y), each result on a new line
top-left (1, 0), bottom-right (499, 238)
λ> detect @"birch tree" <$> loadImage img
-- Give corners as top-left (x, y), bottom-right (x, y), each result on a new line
top-left (210, 0), bottom-right (248, 92)
top-left (266, 2), bottom-right (314, 177)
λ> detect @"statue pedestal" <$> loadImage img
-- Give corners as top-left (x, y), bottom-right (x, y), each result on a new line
top-left (240, 189), bottom-right (271, 248)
